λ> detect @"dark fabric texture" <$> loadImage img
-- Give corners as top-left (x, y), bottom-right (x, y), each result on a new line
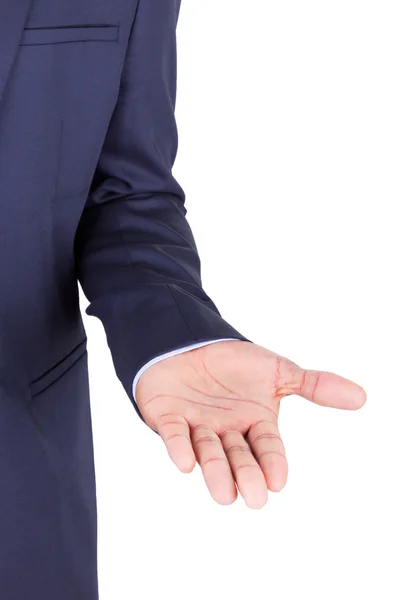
top-left (0, 0), bottom-right (251, 597)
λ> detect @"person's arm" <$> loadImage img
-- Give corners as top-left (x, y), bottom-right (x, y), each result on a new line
top-left (74, 0), bottom-right (251, 424)
top-left (75, 0), bottom-right (366, 506)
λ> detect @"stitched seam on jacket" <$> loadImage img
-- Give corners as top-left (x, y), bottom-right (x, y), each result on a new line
top-left (166, 283), bottom-right (198, 341)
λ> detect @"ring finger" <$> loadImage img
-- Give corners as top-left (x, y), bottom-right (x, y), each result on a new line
top-left (220, 429), bottom-right (269, 509)
top-left (191, 425), bottom-right (237, 506)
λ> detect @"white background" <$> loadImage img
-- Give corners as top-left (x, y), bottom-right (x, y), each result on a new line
top-left (80, 1), bottom-right (400, 598)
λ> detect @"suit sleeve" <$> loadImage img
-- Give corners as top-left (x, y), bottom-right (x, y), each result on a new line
top-left (74, 0), bottom-right (252, 424)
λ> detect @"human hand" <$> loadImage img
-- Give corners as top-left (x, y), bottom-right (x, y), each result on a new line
top-left (136, 340), bottom-right (366, 508)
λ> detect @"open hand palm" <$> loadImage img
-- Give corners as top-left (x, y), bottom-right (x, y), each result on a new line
top-left (136, 340), bottom-right (366, 508)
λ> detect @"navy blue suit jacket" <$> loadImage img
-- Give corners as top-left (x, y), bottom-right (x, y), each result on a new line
top-left (0, 1), bottom-right (250, 597)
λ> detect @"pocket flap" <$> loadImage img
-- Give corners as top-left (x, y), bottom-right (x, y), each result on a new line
top-left (30, 338), bottom-right (87, 397)
top-left (20, 24), bottom-right (119, 46)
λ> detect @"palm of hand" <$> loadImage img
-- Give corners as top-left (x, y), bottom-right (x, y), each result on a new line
top-left (136, 340), bottom-right (366, 509)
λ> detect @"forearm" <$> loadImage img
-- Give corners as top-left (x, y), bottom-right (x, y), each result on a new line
top-left (74, 0), bottom-right (251, 422)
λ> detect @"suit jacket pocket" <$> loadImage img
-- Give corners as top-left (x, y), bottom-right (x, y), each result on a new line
top-left (20, 24), bottom-right (119, 46)
top-left (29, 337), bottom-right (87, 397)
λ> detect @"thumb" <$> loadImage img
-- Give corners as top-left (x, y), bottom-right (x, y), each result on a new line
top-left (282, 362), bottom-right (367, 410)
